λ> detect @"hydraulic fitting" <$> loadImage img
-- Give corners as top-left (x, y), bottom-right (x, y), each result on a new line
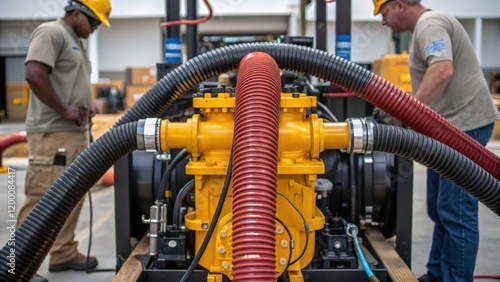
top-left (346, 118), bottom-right (374, 154)
top-left (142, 200), bottom-right (167, 255)
top-left (137, 118), bottom-right (161, 151)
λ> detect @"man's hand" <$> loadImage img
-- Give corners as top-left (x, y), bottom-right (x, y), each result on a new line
top-left (61, 104), bottom-right (88, 125)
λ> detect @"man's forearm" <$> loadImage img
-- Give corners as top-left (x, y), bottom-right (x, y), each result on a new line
top-left (25, 61), bottom-right (67, 115)
top-left (413, 60), bottom-right (453, 105)
top-left (28, 79), bottom-right (68, 115)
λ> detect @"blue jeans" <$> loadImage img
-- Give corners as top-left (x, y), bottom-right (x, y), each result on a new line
top-left (426, 123), bottom-right (494, 282)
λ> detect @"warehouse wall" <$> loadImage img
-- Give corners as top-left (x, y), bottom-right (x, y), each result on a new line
top-left (0, 0), bottom-right (295, 19)
top-left (1, 0), bottom-right (499, 121)
top-left (96, 15), bottom-right (289, 72)
top-left (1, 0), bottom-right (499, 71)
top-left (305, 20), bottom-right (391, 64)
top-left (97, 18), bottom-right (163, 72)
top-left (303, 0), bottom-right (500, 63)
top-left (0, 21), bottom-right (42, 56)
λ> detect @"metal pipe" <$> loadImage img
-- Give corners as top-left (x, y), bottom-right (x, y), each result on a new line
top-left (165, 0), bottom-right (180, 38)
top-left (315, 0), bottom-right (327, 51)
top-left (186, 0), bottom-right (198, 60)
top-left (164, 0), bottom-right (182, 63)
top-left (335, 0), bottom-right (351, 61)
top-left (300, 0), bottom-right (307, 36)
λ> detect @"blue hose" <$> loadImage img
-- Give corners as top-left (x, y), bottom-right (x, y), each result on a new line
top-left (345, 223), bottom-right (379, 282)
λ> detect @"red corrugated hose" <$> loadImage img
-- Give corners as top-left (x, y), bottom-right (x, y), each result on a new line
top-left (231, 52), bottom-right (281, 281)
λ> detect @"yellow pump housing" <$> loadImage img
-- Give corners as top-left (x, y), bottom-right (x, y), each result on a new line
top-left (372, 51), bottom-right (412, 93)
top-left (158, 91), bottom-right (351, 281)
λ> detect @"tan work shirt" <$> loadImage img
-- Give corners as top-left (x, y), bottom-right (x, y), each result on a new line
top-left (25, 18), bottom-right (92, 133)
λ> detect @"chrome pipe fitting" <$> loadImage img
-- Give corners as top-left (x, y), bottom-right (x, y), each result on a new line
top-left (137, 118), bottom-right (161, 151)
top-left (346, 118), bottom-right (374, 154)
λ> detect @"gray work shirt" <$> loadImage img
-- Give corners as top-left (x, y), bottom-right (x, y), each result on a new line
top-left (409, 11), bottom-right (500, 131)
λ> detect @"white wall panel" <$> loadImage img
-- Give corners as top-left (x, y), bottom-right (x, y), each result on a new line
top-left (305, 0), bottom-right (500, 21)
top-left (97, 18), bottom-right (163, 71)
top-left (351, 22), bottom-right (391, 63)
top-left (0, 0), bottom-right (296, 19)
top-left (2, 0), bottom-right (499, 21)
top-left (196, 16), bottom-right (289, 34)
top-left (0, 0), bottom-right (66, 20)
top-left (1, 0), bottom-right (498, 69)
top-left (0, 22), bottom-right (38, 55)
top-left (305, 21), bottom-right (391, 64)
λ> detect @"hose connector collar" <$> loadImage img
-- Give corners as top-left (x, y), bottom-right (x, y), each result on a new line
top-left (346, 118), bottom-right (374, 154)
top-left (137, 118), bottom-right (161, 151)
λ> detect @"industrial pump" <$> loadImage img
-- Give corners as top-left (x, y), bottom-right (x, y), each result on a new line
top-left (3, 43), bottom-right (500, 282)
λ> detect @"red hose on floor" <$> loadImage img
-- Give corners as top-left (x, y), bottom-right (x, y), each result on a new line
top-left (0, 131), bottom-right (27, 168)
top-left (474, 274), bottom-right (500, 280)
top-left (362, 76), bottom-right (500, 179)
top-left (231, 52), bottom-right (281, 281)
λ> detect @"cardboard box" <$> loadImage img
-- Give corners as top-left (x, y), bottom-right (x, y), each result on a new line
top-left (91, 113), bottom-right (122, 140)
top-left (492, 120), bottom-right (500, 141)
top-left (125, 67), bottom-right (157, 85)
top-left (6, 83), bottom-right (29, 121)
top-left (125, 84), bottom-right (155, 108)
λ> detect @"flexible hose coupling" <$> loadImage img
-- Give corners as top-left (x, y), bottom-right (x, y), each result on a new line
top-left (345, 223), bottom-right (358, 238)
top-left (137, 118), bottom-right (161, 151)
top-left (346, 118), bottom-right (374, 154)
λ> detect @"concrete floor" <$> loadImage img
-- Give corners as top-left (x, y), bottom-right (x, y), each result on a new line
top-left (1, 121), bottom-right (500, 281)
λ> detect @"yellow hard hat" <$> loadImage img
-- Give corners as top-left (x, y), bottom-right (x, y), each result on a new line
top-left (73, 0), bottom-right (112, 27)
top-left (373, 0), bottom-right (390, 15)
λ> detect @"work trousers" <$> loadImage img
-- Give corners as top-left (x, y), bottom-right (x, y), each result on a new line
top-left (16, 131), bottom-right (89, 265)
top-left (426, 123), bottom-right (494, 282)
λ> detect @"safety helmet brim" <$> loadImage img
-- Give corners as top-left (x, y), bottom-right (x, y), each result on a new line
top-left (65, 0), bottom-right (111, 28)
top-left (373, 0), bottom-right (390, 15)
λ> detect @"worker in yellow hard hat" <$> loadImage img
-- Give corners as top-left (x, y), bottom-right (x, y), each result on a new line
top-left (372, 1), bottom-right (500, 282)
top-left (17, 1), bottom-right (111, 282)
top-left (65, 0), bottom-right (112, 28)
top-left (372, 0), bottom-right (384, 15)
top-left (372, 0), bottom-right (391, 16)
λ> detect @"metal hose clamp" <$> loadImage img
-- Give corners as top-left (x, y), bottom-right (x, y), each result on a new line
top-left (364, 118), bottom-right (374, 153)
top-left (346, 118), bottom-right (374, 154)
top-left (136, 119), bottom-right (145, 150)
top-left (137, 118), bottom-right (160, 151)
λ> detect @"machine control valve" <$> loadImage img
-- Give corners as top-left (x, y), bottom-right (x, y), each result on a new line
top-left (142, 200), bottom-right (167, 255)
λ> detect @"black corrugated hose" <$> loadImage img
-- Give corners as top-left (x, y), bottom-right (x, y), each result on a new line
top-left (3, 42), bottom-right (500, 281)
top-left (113, 42), bottom-right (500, 181)
top-left (373, 124), bottom-right (500, 216)
top-left (114, 42), bottom-right (371, 127)
top-left (2, 42), bottom-right (357, 282)
top-left (112, 41), bottom-right (500, 214)
top-left (0, 122), bottom-right (138, 281)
